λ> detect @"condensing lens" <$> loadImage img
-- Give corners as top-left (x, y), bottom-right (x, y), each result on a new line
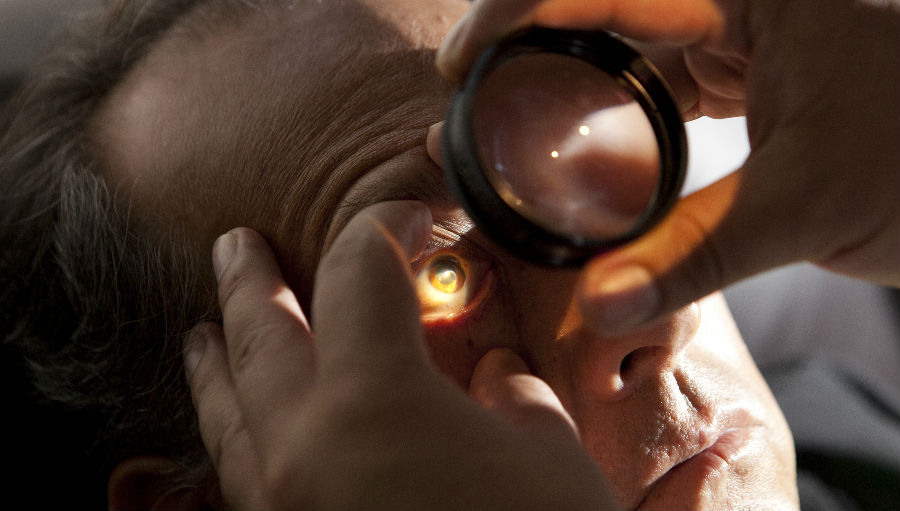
top-left (472, 52), bottom-right (661, 240)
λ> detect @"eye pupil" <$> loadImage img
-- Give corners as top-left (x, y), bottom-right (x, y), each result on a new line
top-left (429, 257), bottom-right (465, 293)
top-left (436, 268), bottom-right (456, 286)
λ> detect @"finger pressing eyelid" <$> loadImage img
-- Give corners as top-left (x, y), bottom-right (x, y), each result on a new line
top-left (469, 348), bottom-right (580, 439)
top-left (312, 201), bottom-right (433, 378)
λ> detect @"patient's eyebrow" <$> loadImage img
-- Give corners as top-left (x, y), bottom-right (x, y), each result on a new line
top-left (343, 164), bottom-right (453, 214)
top-left (327, 148), bottom-right (457, 247)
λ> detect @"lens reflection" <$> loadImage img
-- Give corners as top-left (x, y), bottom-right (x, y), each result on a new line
top-left (473, 52), bottom-right (661, 240)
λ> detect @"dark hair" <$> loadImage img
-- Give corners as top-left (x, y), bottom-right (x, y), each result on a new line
top-left (0, 0), bottom-right (267, 505)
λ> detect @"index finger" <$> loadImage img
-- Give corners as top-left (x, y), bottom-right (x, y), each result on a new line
top-left (311, 201), bottom-right (432, 379)
top-left (437, 0), bottom-right (724, 82)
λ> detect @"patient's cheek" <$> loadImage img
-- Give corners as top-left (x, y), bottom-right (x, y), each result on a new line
top-left (424, 327), bottom-right (491, 388)
top-left (420, 277), bottom-right (516, 388)
top-left (413, 250), bottom-right (512, 387)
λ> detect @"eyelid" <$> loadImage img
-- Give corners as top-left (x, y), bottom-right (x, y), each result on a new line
top-left (430, 224), bottom-right (462, 249)
top-left (411, 220), bottom-right (476, 268)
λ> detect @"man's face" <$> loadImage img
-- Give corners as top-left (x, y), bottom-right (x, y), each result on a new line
top-left (92, 0), bottom-right (798, 508)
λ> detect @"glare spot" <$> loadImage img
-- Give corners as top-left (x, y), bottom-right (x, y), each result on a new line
top-left (579, 125), bottom-right (590, 136)
top-left (550, 150), bottom-right (559, 159)
top-left (435, 267), bottom-right (457, 288)
top-left (429, 257), bottom-right (464, 294)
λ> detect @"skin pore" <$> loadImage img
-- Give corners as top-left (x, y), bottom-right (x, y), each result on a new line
top-left (89, 0), bottom-right (798, 508)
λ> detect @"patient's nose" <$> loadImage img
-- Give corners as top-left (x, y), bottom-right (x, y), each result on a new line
top-left (508, 264), bottom-right (700, 402)
top-left (568, 302), bottom-right (700, 401)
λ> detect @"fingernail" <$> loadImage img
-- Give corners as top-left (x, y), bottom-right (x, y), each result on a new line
top-left (426, 122), bottom-right (444, 167)
top-left (426, 121), bottom-right (443, 141)
top-left (580, 265), bottom-right (660, 334)
top-left (183, 328), bottom-right (207, 382)
top-left (212, 231), bottom-right (237, 281)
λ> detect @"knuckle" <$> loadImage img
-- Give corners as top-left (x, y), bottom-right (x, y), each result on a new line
top-left (210, 413), bottom-right (247, 471)
top-left (184, 323), bottom-right (220, 394)
top-left (321, 214), bottom-right (392, 273)
top-left (216, 257), bottom-right (254, 310)
top-left (190, 320), bottom-right (221, 341)
top-left (227, 319), bottom-right (290, 377)
top-left (188, 359), bottom-right (214, 398)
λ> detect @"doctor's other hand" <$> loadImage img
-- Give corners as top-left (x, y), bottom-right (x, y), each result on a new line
top-left (432, 0), bottom-right (899, 336)
top-left (183, 201), bottom-right (616, 509)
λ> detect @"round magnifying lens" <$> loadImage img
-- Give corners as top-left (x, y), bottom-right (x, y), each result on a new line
top-left (443, 27), bottom-right (686, 266)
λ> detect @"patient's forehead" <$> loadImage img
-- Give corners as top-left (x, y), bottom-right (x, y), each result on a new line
top-left (90, 0), bottom-right (464, 284)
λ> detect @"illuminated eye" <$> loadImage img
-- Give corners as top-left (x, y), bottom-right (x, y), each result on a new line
top-left (429, 257), bottom-right (465, 293)
top-left (414, 254), bottom-right (470, 320)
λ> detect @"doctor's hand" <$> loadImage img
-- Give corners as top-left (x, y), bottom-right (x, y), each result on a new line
top-left (183, 201), bottom-right (616, 509)
top-left (431, 0), bottom-right (899, 337)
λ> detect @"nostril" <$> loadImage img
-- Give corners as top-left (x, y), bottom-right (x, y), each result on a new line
top-left (619, 346), bottom-right (668, 383)
top-left (619, 351), bottom-right (635, 376)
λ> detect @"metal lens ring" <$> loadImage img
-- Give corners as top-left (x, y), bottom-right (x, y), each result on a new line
top-left (443, 26), bottom-right (686, 266)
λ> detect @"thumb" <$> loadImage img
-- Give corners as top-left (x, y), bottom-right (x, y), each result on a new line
top-left (578, 168), bottom-right (788, 337)
top-left (469, 348), bottom-right (579, 439)
top-left (437, 0), bottom-right (722, 83)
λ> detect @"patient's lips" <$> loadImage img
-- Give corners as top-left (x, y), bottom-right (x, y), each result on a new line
top-left (535, 292), bottom-right (776, 508)
top-left (635, 410), bottom-right (756, 510)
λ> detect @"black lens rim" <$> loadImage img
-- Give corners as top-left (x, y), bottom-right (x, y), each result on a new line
top-left (443, 26), bottom-right (687, 266)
